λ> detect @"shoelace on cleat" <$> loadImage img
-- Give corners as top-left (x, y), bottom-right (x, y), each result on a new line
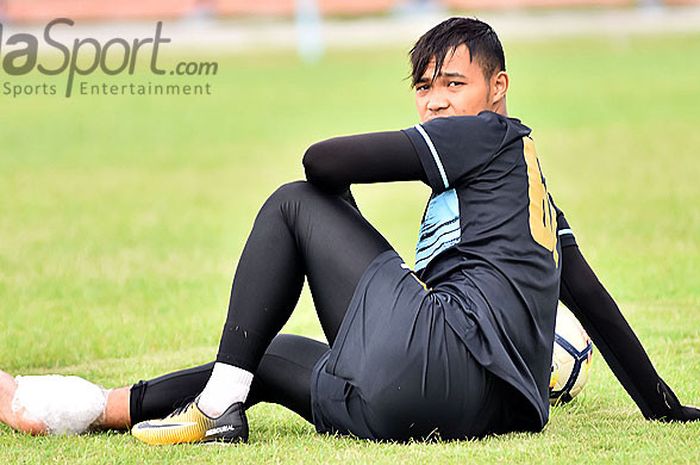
top-left (165, 400), bottom-right (195, 418)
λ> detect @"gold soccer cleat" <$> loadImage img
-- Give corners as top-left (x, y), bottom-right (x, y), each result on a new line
top-left (131, 399), bottom-right (248, 445)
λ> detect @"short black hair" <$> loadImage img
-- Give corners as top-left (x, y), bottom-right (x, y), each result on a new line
top-left (409, 17), bottom-right (506, 86)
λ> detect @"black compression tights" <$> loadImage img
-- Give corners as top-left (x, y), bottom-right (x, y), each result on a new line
top-left (130, 181), bottom-right (393, 424)
top-left (130, 334), bottom-right (330, 424)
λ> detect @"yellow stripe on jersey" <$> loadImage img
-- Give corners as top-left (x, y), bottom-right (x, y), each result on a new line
top-left (523, 137), bottom-right (559, 266)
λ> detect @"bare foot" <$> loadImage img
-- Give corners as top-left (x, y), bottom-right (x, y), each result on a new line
top-left (0, 370), bottom-right (48, 435)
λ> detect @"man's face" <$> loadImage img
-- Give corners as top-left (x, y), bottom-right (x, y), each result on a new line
top-left (414, 44), bottom-right (503, 123)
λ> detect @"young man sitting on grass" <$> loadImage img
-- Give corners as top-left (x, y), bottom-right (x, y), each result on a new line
top-left (1, 17), bottom-right (697, 443)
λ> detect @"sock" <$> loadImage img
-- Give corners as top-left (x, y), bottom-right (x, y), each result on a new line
top-left (197, 363), bottom-right (253, 418)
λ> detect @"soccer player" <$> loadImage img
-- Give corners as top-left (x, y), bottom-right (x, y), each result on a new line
top-left (0, 17), bottom-right (697, 443)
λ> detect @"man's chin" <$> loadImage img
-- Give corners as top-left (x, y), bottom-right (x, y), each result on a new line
top-left (423, 113), bottom-right (458, 122)
top-left (423, 115), bottom-right (448, 122)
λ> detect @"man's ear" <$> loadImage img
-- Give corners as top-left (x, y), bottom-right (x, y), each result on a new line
top-left (491, 71), bottom-right (509, 105)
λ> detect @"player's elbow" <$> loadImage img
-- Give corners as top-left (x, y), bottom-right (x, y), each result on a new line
top-left (302, 142), bottom-right (322, 182)
top-left (303, 141), bottom-right (342, 189)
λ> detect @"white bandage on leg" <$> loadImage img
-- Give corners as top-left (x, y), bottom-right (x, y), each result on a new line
top-left (11, 375), bottom-right (108, 435)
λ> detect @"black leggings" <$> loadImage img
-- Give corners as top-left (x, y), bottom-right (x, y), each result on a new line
top-left (130, 181), bottom-right (393, 424)
top-left (130, 334), bottom-right (330, 423)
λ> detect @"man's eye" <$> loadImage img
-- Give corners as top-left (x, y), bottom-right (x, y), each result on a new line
top-left (448, 81), bottom-right (464, 87)
top-left (416, 84), bottom-right (430, 92)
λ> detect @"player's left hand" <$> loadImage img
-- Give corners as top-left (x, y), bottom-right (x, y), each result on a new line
top-left (657, 405), bottom-right (700, 423)
top-left (673, 405), bottom-right (700, 422)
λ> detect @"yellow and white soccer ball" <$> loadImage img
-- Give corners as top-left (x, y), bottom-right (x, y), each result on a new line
top-left (549, 303), bottom-right (594, 405)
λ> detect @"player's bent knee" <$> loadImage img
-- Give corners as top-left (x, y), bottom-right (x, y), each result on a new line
top-left (269, 180), bottom-right (318, 202)
top-left (263, 180), bottom-right (327, 212)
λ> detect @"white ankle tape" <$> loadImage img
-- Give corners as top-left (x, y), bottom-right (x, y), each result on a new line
top-left (12, 375), bottom-right (108, 435)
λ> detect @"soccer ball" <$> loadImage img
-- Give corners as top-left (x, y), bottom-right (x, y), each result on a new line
top-left (549, 303), bottom-right (594, 405)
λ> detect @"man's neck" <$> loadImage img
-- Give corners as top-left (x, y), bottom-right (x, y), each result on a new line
top-left (494, 100), bottom-right (508, 117)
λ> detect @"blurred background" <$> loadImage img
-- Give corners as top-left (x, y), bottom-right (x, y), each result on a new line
top-left (2, 0), bottom-right (699, 22)
top-left (1, 1), bottom-right (699, 463)
top-left (2, 1), bottom-right (700, 56)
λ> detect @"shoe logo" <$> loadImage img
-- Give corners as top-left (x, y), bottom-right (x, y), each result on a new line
top-left (137, 421), bottom-right (197, 429)
top-left (205, 425), bottom-right (237, 436)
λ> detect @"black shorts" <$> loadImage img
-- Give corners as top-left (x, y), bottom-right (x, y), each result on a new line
top-left (310, 250), bottom-right (515, 441)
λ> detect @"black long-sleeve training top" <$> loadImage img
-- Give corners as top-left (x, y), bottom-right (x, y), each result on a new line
top-left (303, 113), bottom-right (698, 423)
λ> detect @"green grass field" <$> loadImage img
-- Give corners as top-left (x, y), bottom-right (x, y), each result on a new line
top-left (1, 32), bottom-right (699, 464)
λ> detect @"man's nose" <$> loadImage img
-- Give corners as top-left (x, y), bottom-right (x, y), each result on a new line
top-left (427, 93), bottom-right (449, 112)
